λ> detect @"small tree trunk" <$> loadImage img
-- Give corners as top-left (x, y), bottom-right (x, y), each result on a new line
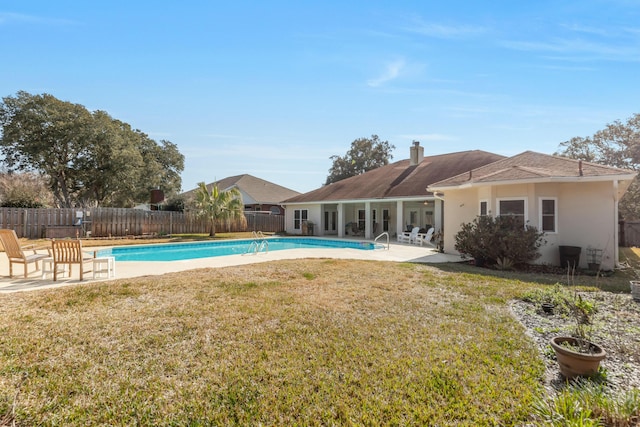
top-left (209, 219), bottom-right (216, 237)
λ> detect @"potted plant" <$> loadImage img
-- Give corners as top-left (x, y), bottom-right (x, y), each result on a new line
top-left (541, 302), bottom-right (554, 314)
top-left (549, 293), bottom-right (606, 378)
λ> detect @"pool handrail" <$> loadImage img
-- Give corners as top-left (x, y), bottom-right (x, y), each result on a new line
top-left (246, 231), bottom-right (269, 255)
top-left (374, 232), bottom-right (390, 250)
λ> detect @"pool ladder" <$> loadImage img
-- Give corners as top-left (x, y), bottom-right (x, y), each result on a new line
top-left (374, 232), bottom-right (390, 250)
top-left (246, 231), bottom-right (269, 255)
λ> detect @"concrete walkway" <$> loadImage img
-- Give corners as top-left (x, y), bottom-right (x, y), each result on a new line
top-left (0, 240), bottom-right (462, 293)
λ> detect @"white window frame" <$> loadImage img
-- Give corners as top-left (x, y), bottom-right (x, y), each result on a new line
top-left (293, 209), bottom-right (308, 230)
top-left (479, 199), bottom-right (489, 216)
top-left (357, 209), bottom-right (366, 231)
top-left (496, 198), bottom-right (528, 225)
top-left (538, 197), bottom-right (558, 234)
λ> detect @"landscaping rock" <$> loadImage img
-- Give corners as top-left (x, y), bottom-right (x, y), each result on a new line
top-left (511, 292), bottom-right (640, 395)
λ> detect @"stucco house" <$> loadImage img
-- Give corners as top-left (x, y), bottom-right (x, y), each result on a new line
top-left (282, 143), bottom-right (636, 270)
top-left (428, 151), bottom-right (637, 270)
top-left (281, 142), bottom-right (504, 239)
top-left (183, 174), bottom-right (300, 215)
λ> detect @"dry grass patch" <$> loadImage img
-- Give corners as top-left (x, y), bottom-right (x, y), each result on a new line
top-left (0, 259), bottom-right (545, 425)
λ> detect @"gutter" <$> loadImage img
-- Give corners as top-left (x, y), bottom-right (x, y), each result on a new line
top-left (429, 173), bottom-right (637, 191)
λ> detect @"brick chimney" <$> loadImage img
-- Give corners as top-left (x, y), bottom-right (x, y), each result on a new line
top-left (409, 140), bottom-right (424, 166)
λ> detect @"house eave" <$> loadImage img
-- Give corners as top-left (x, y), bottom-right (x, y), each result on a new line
top-left (429, 174), bottom-right (637, 191)
top-left (281, 195), bottom-right (435, 206)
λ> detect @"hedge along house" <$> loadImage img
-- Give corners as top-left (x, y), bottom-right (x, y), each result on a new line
top-left (428, 151), bottom-right (637, 270)
top-left (281, 142), bottom-right (505, 240)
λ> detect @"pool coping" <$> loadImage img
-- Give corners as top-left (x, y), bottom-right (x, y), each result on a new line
top-left (0, 239), bottom-right (462, 293)
top-left (100, 236), bottom-right (384, 261)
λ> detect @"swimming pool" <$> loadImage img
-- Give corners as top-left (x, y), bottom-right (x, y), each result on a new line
top-left (98, 237), bottom-right (383, 262)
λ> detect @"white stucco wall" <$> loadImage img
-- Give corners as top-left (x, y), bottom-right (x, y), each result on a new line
top-left (283, 204), bottom-right (322, 235)
top-left (442, 181), bottom-right (618, 270)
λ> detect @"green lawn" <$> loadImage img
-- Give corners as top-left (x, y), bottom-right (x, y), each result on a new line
top-left (0, 257), bottom-right (629, 425)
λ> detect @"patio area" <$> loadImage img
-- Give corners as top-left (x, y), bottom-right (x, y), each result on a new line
top-left (0, 240), bottom-right (462, 293)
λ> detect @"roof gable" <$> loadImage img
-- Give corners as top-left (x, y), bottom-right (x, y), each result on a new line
top-left (283, 150), bottom-right (505, 203)
top-left (182, 174), bottom-right (300, 204)
top-left (429, 151), bottom-right (637, 189)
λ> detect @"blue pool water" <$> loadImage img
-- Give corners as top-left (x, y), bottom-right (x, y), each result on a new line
top-left (98, 237), bottom-right (382, 262)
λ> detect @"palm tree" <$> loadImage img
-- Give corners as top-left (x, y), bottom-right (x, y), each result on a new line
top-left (194, 181), bottom-right (244, 237)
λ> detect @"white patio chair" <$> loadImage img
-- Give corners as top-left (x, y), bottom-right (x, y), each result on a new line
top-left (397, 227), bottom-right (420, 244)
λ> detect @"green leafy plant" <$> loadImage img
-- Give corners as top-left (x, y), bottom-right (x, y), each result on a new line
top-left (193, 181), bottom-right (245, 237)
top-left (523, 285), bottom-right (600, 353)
top-left (532, 380), bottom-right (640, 426)
top-left (522, 285), bottom-right (568, 308)
top-left (454, 215), bottom-right (546, 267)
top-left (563, 292), bottom-right (600, 354)
top-left (496, 256), bottom-right (515, 271)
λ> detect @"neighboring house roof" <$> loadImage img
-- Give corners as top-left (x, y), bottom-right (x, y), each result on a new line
top-left (183, 174), bottom-right (301, 205)
top-left (428, 151), bottom-right (637, 190)
top-left (283, 150), bottom-right (506, 204)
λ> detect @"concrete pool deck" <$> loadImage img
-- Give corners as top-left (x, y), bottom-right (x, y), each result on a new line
top-left (0, 240), bottom-right (462, 293)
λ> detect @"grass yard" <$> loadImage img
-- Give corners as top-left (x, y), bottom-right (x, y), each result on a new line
top-left (0, 250), bottom-right (637, 425)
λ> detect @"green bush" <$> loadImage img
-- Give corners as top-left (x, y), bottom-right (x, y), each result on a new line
top-left (454, 215), bottom-right (546, 267)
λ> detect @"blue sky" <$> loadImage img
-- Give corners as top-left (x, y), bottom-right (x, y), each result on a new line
top-left (1, 1), bottom-right (639, 194)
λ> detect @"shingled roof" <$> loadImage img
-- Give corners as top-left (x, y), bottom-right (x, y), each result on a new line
top-left (429, 151), bottom-right (636, 190)
top-left (183, 174), bottom-right (300, 204)
top-left (283, 150), bottom-right (505, 203)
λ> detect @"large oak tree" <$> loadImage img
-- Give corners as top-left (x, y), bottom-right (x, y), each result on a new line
top-left (0, 91), bottom-right (184, 207)
top-left (556, 113), bottom-right (640, 220)
top-left (325, 135), bottom-right (395, 185)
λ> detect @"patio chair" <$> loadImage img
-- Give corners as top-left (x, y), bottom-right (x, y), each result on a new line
top-left (415, 227), bottom-right (435, 246)
top-left (51, 239), bottom-right (95, 281)
top-left (397, 227), bottom-right (420, 244)
top-left (351, 222), bottom-right (364, 236)
top-left (0, 229), bottom-right (49, 278)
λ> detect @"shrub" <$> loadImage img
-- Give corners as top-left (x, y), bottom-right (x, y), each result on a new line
top-left (454, 215), bottom-right (545, 267)
top-left (0, 172), bottom-right (53, 208)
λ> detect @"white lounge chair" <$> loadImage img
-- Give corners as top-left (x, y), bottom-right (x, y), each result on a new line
top-left (397, 227), bottom-right (420, 244)
top-left (415, 227), bottom-right (435, 246)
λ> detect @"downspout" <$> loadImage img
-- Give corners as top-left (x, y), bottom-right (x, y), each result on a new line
top-left (614, 180), bottom-right (620, 268)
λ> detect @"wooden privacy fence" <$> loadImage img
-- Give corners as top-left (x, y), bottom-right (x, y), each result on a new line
top-left (620, 220), bottom-right (640, 247)
top-left (0, 208), bottom-right (285, 239)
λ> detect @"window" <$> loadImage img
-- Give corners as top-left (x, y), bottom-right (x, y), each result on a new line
top-left (358, 209), bottom-right (365, 231)
top-left (270, 206), bottom-right (281, 215)
top-left (479, 200), bottom-right (488, 216)
top-left (498, 199), bottom-right (526, 227)
top-left (409, 210), bottom-right (418, 226)
top-left (539, 198), bottom-right (557, 233)
top-left (294, 209), bottom-right (308, 230)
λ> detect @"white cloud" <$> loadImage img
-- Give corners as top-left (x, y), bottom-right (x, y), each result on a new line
top-left (397, 133), bottom-right (457, 142)
top-left (560, 23), bottom-right (611, 37)
top-left (0, 12), bottom-right (35, 24)
top-left (367, 59), bottom-right (406, 87)
top-left (501, 37), bottom-right (640, 62)
top-left (405, 19), bottom-right (487, 39)
top-left (0, 12), bottom-right (77, 26)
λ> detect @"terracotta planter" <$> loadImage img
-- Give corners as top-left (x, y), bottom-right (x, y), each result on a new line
top-left (550, 336), bottom-right (606, 378)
